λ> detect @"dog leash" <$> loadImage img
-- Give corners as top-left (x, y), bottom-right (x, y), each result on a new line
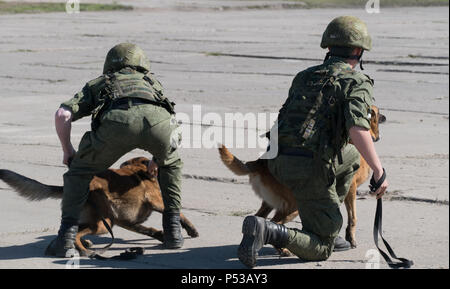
top-left (370, 169), bottom-right (413, 269)
top-left (89, 218), bottom-right (145, 261)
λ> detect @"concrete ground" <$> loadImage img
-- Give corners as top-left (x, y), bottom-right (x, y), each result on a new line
top-left (0, 1), bottom-right (448, 269)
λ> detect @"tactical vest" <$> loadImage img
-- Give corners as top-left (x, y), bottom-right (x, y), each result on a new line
top-left (277, 65), bottom-right (349, 163)
top-left (91, 69), bottom-right (175, 130)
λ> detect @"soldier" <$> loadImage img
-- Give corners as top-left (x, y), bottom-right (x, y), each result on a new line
top-left (46, 43), bottom-right (184, 257)
top-left (237, 16), bottom-right (389, 268)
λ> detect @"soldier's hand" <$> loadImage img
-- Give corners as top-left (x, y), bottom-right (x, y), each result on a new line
top-left (147, 160), bottom-right (158, 177)
top-left (63, 147), bottom-right (76, 167)
top-left (371, 169), bottom-right (388, 199)
top-left (373, 179), bottom-right (388, 199)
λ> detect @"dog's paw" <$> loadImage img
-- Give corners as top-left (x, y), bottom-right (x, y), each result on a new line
top-left (81, 238), bottom-right (93, 248)
top-left (186, 227), bottom-right (199, 238)
top-left (277, 248), bottom-right (293, 257)
top-left (78, 248), bottom-right (91, 257)
top-left (345, 230), bottom-right (357, 248)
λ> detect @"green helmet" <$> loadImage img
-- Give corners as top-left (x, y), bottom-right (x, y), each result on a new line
top-left (320, 16), bottom-right (372, 51)
top-left (103, 43), bottom-right (151, 74)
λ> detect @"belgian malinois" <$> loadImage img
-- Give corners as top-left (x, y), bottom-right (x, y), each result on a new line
top-left (0, 157), bottom-right (199, 257)
top-left (219, 106), bottom-right (386, 252)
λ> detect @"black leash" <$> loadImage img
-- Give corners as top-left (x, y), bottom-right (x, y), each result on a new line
top-left (89, 218), bottom-right (145, 261)
top-left (370, 169), bottom-right (414, 269)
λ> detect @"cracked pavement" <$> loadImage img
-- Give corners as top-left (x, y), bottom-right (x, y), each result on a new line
top-left (0, 1), bottom-right (448, 269)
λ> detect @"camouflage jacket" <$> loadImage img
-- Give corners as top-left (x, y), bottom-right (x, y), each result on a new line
top-left (60, 67), bottom-right (165, 122)
top-left (276, 57), bottom-right (374, 161)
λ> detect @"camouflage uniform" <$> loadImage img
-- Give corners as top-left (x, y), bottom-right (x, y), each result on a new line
top-left (46, 43), bottom-right (184, 257)
top-left (238, 16), bottom-right (375, 267)
top-left (268, 57), bottom-right (373, 261)
top-left (60, 68), bottom-right (183, 221)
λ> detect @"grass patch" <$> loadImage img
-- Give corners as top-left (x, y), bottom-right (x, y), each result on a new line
top-left (0, 1), bottom-right (133, 14)
top-left (204, 52), bottom-right (224, 57)
top-left (232, 0), bottom-right (448, 8)
top-left (302, 0), bottom-right (449, 8)
top-left (297, 0), bottom-right (449, 8)
top-left (229, 210), bottom-right (255, 217)
top-left (14, 48), bottom-right (35, 52)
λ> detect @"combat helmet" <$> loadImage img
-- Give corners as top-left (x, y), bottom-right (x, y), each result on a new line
top-left (103, 43), bottom-right (151, 74)
top-left (321, 16), bottom-right (372, 51)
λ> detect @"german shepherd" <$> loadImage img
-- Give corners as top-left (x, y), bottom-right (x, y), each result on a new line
top-left (219, 106), bottom-right (386, 251)
top-left (0, 157), bottom-right (199, 257)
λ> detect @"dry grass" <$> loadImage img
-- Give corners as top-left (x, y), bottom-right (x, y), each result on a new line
top-left (0, 1), bottom-right (133, 14)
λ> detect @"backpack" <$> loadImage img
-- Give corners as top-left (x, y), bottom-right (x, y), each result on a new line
top-left (277, 66), bottom-right (347, 164)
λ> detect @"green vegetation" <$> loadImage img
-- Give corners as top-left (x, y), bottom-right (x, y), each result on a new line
top-left (0, 0), bottom-right (446, 14)
top-left (204, 52), bottom-right (224, 57)
top-left (232, 0), bottom-right (448, 8)
top-left (294, 0), bottom-right (449, 8)
top-left (229, 210), bottom-right (255, 217)
top-left (0, 1), bottom-right (133, 14)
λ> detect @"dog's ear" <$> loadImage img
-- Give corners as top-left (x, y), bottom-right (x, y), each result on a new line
top-left (140, 158), bottom-right (150, 168)
top-left (379, 113), bottom-right (386, 124)
top-left (120, 160), bottom-right (130, 168)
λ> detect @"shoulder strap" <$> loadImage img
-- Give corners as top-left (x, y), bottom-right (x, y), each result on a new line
top-left (364, 73), bottom-right (375, 86)
top-left (142, 74), bottom-right (176, 115)
top-left (299, 70), bottom-right (338, 141)
top-left (105, 73), bottom-right (124, 100)
top-left (302, 70), bottom-right (346, 164)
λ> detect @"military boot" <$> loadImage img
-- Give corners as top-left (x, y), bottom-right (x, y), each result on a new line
top-left (45, 219), bottom-right (79, 258)
top-left (333, 236), bottom-right (352, 252)
top-left (162, 209), bottom-right (184, 249)
top-left (238, 216), bottom-right (289, 268)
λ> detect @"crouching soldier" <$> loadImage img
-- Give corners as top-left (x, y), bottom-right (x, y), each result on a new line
top-left (46, 43), bottom-right (185, 257)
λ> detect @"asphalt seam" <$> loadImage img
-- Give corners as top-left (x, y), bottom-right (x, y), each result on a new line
top-left (204, 52), bottom-right (450, 67)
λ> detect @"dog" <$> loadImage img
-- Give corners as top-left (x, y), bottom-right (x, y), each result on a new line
top-left (219, 106), bottom-right (386, 251)
top-left (0, 157), bottom-right (199, 257)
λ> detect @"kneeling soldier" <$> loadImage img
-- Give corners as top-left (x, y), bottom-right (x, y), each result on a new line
top-left (238, 16), bottom-right (389, 268)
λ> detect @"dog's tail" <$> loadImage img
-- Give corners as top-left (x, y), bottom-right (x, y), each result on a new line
top-left (0, 169), bottom-right (63, 201)
top-left (218, 145), bottom-right (251, 176)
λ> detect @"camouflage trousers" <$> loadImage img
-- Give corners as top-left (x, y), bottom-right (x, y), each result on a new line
top-left (268, 144), bottom-right (360, 261)
top-left (61, 104), bottom-right (183, 222)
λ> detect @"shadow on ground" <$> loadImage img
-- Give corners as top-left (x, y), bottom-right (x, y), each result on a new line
top-left (0, 234), bottom-right (312, 269)
top-left (0, 235), bottom-right (54, 261)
